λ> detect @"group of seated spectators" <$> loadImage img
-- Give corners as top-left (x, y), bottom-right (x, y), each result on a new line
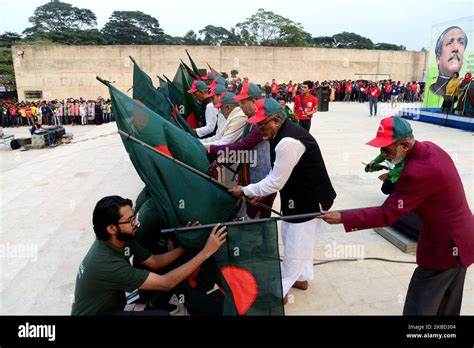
top-left (0, 97), bottom-right (114, 128)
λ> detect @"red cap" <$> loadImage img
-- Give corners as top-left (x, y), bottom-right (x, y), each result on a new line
top-left (366, 116), bottom-right (413, 148)
top-left (187, 80), bottom-right (208, 94)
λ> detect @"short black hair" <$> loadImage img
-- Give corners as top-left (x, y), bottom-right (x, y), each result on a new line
top-left (92, 196), bottom-right (133, 240)
top-left (277, 96), bottom-right (286, 102)
top-left (303, 80), bottom-right (313, 89)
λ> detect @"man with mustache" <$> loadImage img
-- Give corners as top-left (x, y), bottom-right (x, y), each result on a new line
top-left (229, 98), bottom-right (336, 303)
top-left (319, 116), bottom-right (474, 315)
top-left (429, 26), bottom-right (468, 96)
top-left (71, 196), bottom-right (227, 315)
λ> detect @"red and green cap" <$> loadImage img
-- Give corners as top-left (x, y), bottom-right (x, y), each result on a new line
top-left (247, 98), bottom-right (282, 124)
top-left (203, 72), bottom-right (218, 81)
top-left (209, 77), bottom-right (228, 89)
top-left (215, 92), bottom-right (238, 108)
top-left (206, 84), bottom-right (227, 98)
top-left (367, 116), bottom-right (413, 148)
top-left (234, 83), bottom-right (261, 102)
top-left (187, 80), bottom-right (208, 93)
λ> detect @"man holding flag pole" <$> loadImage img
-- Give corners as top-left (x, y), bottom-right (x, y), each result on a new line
top-left (229, 98), bottom-right (337, 303)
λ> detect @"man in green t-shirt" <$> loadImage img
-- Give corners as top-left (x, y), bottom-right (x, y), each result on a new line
top-left (71, 195), bottom-right (227, 316)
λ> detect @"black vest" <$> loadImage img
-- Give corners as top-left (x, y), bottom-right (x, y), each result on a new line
top-left (270, 120), bottom-right (336, 223)
top-left (199, 98), bottom-right (217, 138)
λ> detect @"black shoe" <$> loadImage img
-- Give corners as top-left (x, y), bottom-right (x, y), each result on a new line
top-left (164, 303), bottom-right (179, 315)
top-left (146, 301), bottom-right (179, 315)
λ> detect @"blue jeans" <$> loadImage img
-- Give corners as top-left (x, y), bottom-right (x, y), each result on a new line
top-left (369, 98), bottom-right (378, 115)
top-left (299, 119), bottom-right (311, 131)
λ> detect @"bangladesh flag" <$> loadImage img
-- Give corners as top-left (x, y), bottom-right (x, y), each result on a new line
top-left (180, 66), bottom-right (201, 128)
top-left (158, 76), bottom-right (169, 99)
top-left (206, 62), bottom-right (222, 78)
top-left (131, 60), bottom-right (194, 135)
top-left (185, 49), bottom-right (203, 79)
top-left (107, 82), bottom-right (238, 227)
top-left (175, 219), bottom-right (284, 315)
top-left (181, 59), bottom-right (202, 81)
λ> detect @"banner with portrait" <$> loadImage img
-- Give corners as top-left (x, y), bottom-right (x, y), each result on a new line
top-left (424, 16), bottom-right (474, 108)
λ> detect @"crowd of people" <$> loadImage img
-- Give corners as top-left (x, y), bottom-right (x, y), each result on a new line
top-left (226, 77), bottom-right (426, 105)
top-left (0, 98), bottom-right (114, 128)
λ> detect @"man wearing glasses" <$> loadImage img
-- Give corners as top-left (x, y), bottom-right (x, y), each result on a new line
top-left (229, 98), bottom-right (336, 304)
top-left (71, 196), bottom-right (227, 315)
top-left (319, 116), bottom-right (474, 315)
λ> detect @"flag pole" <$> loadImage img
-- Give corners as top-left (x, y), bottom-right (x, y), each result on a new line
top-left (118, 130), bottom-right (235, 189)
top-left (160, 207), bottom-right (378, 234)
top-left (118, 130), bottom-right (281, 216)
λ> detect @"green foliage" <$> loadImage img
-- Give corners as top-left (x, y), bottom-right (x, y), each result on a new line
top-left (312, 36), bottom-right (336, 48)
top-left (0, 48), bottom-right (16, 89)
top-left (182, 30), bottom-right (203, 45)
top-left (23, 0), bottom-right (97, 36)
top-left (101, 11), bottom-right (165, 45)
top-left (374, 42), bottom-right (407, 51)
top-left (332, 32), bottom-right (374, 49)
top-left (235, 8), bottom-right (313, 47)
top-left (0, 32), bottom-right (23, 48)
top-left (199, 25), bottom-right (243, 46)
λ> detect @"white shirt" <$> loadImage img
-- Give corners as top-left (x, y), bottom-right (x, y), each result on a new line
top-left (200, 112), bottom-right (226, 144)
top-left (243, 137), bottom-right (306, 197)
top-left (201, 107), bottom-right (247, 146)
top-left (196, 102), bottom-right (218, 138)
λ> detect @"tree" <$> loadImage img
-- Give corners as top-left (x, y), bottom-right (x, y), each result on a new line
top-left (23, 0), bottom-right (97, 37)
top-left (235, 8), bottom-right (312, 47)
top-left (199, 25), bottom-right (242, 46)
top-left (312, 36), bottom-right (336, 48)
top-left (0, 48), bottom-right (16, 90)
top-left (332, 32), bottom-right (374, 49)
top-left (374, 42), bottom-right (406, 51)
top-left (101, 11), bottom-right (165, 45)
top-left (182, 30), bottom-right (202, 45)
top-left (0, 32), bottom-right (23, 48)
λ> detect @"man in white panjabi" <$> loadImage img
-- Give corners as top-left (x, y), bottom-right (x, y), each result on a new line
top-left (202, 92), bottom-right (247, 186)
top-left (229, 98), bottom-right (337, 303)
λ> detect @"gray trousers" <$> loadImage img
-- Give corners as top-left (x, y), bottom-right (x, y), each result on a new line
top-left (403, 259), bottom-right (466, 315)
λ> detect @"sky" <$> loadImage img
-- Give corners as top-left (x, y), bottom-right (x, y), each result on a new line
top-left (0, 0), bottom-right (473, 50)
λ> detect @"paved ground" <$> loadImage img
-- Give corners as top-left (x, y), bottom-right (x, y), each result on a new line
top-left (0, 101), bottom-right (472, 315)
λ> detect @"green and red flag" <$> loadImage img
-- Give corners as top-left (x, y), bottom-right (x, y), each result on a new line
top-left (158, 76), bottom-right (170, 100)
top-left (180, 66), bottom-right (201, 128)
top-left (175, 219), bottom-right (284, 315)
top-left (131, 59), bottom-right (194, 135)
top-left (181, 59), bottom-right (202, 82)
top-left (185, 49), bottom-right (203, 79)
top-left (206, 62), bottom-right (222, 78)
top-left (107, 82), bottom-right (238, 227)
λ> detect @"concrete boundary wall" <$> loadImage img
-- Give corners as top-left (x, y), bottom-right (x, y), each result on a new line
top-left (12, 45), bottom-right (428, 100)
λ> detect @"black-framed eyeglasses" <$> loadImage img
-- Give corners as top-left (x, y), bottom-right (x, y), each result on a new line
top-left (117, 213), bottom-right (139, 227)
top-left (257, 116), bottom-right (274, 129)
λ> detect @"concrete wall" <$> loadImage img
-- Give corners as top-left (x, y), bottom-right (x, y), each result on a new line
top-left (12, 45), bottom-right (428, 100)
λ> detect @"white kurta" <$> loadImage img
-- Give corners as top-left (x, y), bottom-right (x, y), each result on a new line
top-left (243, 136), bottom-right (324, 296)
top-left (196, 103), bottom-right (218, 138)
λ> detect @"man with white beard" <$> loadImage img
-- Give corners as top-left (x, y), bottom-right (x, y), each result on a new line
top-left (229, 98), bottom-right (337, 303)
top-left (319, 116), bottom-right (474, 316)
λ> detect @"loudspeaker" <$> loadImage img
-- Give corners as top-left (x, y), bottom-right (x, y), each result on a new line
top-left (316, 87), bottom-right (330, 112)
top-left (10, 139), bottom-right (21, 150)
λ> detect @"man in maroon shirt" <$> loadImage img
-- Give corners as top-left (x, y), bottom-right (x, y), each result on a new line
top-left (294, 80), bottom-right (318, 132)
top-left (319, 116), bottom-right (474, 315)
